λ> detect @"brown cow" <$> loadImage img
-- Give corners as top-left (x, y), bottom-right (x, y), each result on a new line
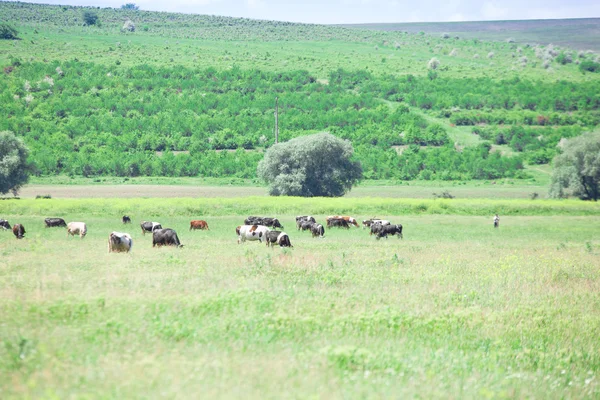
top-left (326, 215), bottom-right (359, 228)
top-left (13, 223), bottom-right (25, 239)
top-left (189, 220), bottom-right (209, 231)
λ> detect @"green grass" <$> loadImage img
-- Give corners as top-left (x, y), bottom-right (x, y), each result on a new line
top-left (0, 202), bottom-right (599, 398)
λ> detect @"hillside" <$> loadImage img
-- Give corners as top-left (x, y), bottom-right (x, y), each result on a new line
top-left (339, 18), bottom-right (600, 52)
top-left (1, 2), bottom-right (599, 182)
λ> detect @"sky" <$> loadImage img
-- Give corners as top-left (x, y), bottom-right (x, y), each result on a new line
top-left (15, 0), bottom-right (600, 24)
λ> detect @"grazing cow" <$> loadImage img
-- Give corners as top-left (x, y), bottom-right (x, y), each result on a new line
top-left (375, 224), bottom-right (403, 240)
top-left (265, 230), bottom-right (293, 248)
top-left (327, 215), bottom-right (359, 228)
top-left (45, 217), bottom-right (67, 228)
top-left (493, 214), bottom-right (500, 228)
top-left (311, 223), bottom-right (325, 238)
top-left (362, 219), bottom-right (390, 229)
top-left (237, 225), bottom-right (270, 244)
top-left (152, 228), bottom-right (183, 247)
top-left (190, 220), bottom-right (210, 231)
top-left (245, 216), bottom-right (283, 229)
top-left (67, 222), bottom-right (87, 238)
top-left (12, 224), bottom-right (25, 239)
top-left (108, 232), bottom-right (133, 253)
top-left (122, 215), bottom-right (131, 224)
top-left (0, 219), bottom-right (11, 230)
top-left (296, 216), bottom-right (315, 229)
top-left (327, 218), bottom-right (350, 229)
top-left (300, 221), bottom-right (315, 231)
top-left (141, 221), bottom-right (162, 235)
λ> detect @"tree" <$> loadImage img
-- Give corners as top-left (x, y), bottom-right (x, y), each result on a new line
top-left (121, 3), bottom-right (139, 9)
top-left (83, 11), bottom-right (99, 26)
top-left (0, 131), bottom-right (31, 196)
top-left (549, 132), bottom-right (600, 201)
top-left (257, 132), bottom-right (362, 197)
top-left (0, 23), bottom-right (19, 40)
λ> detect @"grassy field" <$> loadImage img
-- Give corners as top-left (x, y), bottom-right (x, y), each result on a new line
top-left (0, 199), bottom-right (599, 398)
top-left (340, 18), bottom-right (600, 51)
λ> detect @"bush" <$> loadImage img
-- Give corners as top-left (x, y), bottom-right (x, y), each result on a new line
top-left (83, 11), bottom-right (99, 26)
top-left (428, 57), bottom-right (440, 70)
top-left (121, 3), bottom-right (139, 9)
top-left (122, 20), bottom-right (135, 32)
top-left (257, 133), bottom-right (362, 197)
top-left (0, 131), bottom-right (31, 195)
top-left (579, 60), bottom-right (600, 73)
top-left (0, 23), bottom-right (19, 40)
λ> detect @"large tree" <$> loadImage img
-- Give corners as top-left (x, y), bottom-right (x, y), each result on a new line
top-left (549, 132), bottom-right (600, 201)
top-left (0, 131), bottom-right (30, 195)
top-left (257, 132), bottom-right (362, 197)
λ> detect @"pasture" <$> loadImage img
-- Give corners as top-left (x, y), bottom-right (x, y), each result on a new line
top-left (1, 198), bottom-right (599, 398)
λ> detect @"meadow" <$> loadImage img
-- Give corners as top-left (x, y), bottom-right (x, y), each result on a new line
top-left (1, 198), bottom-right (599, 398)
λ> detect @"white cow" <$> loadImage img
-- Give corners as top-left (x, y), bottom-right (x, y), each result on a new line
top-left (67, 222), bottom-right (87, 238)
top-left (108, 232), bottom-right (133, 253)
top-left (236, 225), bottom-right (270, 244)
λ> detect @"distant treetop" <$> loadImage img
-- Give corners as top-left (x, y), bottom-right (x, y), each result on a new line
top-left (121, 3), bottom-right (140, 10)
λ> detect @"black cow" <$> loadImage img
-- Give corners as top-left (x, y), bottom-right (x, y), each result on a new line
top-left (122, 215), bottom-right (131, 224)
top-left (328, 218), bottom-right (350, 229)
top-left (141, 221), bottom-right (162, 235)
top-left (0, 219), bottom-right (11, 230)
top-left (152, 228), bottom-right (183, 247)
top-left (13, 224), bottom-right (25, 239)
top-left (296, 216), bottom-right (315, 229)
top-left (300, 221), bottom-right (315, 231)
top-left (44, 217), bottom-right (67, 228)
top-left (311, 223), bottom-right (325, 238)
top-left (265, 230), bottom-right (293, 248)
top-left (375, 224), bottom-right (403, 240)
top-left (245, 216), bottom-right (283, 229)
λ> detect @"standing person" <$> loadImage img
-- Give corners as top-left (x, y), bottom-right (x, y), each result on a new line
top-left (493, 214), bottom-right (500, 228)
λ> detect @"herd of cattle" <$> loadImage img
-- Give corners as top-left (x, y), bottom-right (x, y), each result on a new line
top-left (0, 214), bottom-right (403, 252)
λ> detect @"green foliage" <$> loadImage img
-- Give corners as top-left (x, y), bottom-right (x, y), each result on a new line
top-left (0, 130), bottom-right (30, 195)
top-left (579, 60), bottom-right (600, 73)
top-left (549, 131), bottom-right (600, 200)
top-left (257, 133), bottom-right (362, 197)
top-left (121, 3), bottom-right (139, 10)
top-left (0, 22), bottom-right (18, 39)
top-left (83, 11), bottom-right (99, 26)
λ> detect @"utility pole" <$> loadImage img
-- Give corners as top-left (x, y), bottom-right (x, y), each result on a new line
top-left (274, 96), bottom-right (279, 144)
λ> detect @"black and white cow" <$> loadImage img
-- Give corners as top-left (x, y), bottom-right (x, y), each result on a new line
top-left (311, 223), bottom-right (325, 238)
top-left (44, 217), bottom-right (67, 228)
top-left (245, 216), bottom-right (283, 229)
top-left (265, 230), bottom-right (293, 248)
top-left (141, 221), bottom-right (162, 235)
top-left (152, 228), bottom-right (183, 247)
top-left (0, 219), bottom-right (11, 230)
top-left (296, 216), bottom-right (316, 230)
top-left (300, 221), bottom-right (315, 231)
top-left (122, 215), bottom-right (132, 224)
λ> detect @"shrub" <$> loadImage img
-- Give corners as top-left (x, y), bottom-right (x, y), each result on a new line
top-left (83, 11), bottom-right (99, 26)
top-left (0, 131), bottom-right (31, 195)
top-left (121, 3), bottom-right (139, 10)
top-left (0, 23), bottom-right (19, 40)
top-left (487, 52), bottom-right (494, 59)
top-left (441, 33), bottom-right (450, 39)
top-left (579, 60), bottom-right (600, 73)
top-left (449, 49), bottom-right (458, 57)
top-left (428, 57), bottom-right (440, 70)
top-left (122, 20), bottom-right (135, 32)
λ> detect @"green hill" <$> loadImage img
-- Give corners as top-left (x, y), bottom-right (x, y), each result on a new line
top-left (339, 18), bottom-right (600, 52)
top-left (1, 2), bottom-right (599, 182)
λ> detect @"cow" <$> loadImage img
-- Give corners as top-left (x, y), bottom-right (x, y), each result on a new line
top-left (362, 219), bottom-right (390, 229)
top-left (122, 215), bottom-right (131, 224)
top-left (190, 220), bottom-right (209, 231)
top-left (327, 215), bottom-right (359, 228)
top-left (45, 217), bottom-right (67, 228)
top-left (296, 216), bottom-right (315, 230)
top-left (237, 225), bottom-right (270, 244)
top-left (300, 221), bottom-right (315, 231)
top-left (0, 219), bottom-right (11, 230)
top-left (327, 218), bottom-right (350, 229)
top-left (152, 228), bottom-right (183, 247)
top-left (108, 232), bottom-right (133, 253)
top-left (265, 230), bottom-right (293, 248)
top-left (368, 220), bottom-right (392, 235)
top-left (141, 221), bottom-right (162, 235)
top-left (245, 216), bottom-right (283, 229)
top-left (12, 223), bottom-right (25, 239)
top-left (311, 223), bottom-right (325, 238)
top-left (375, 224), bottom-right (403, 240)
top-left (67, 222), bottom-right (87, 238)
